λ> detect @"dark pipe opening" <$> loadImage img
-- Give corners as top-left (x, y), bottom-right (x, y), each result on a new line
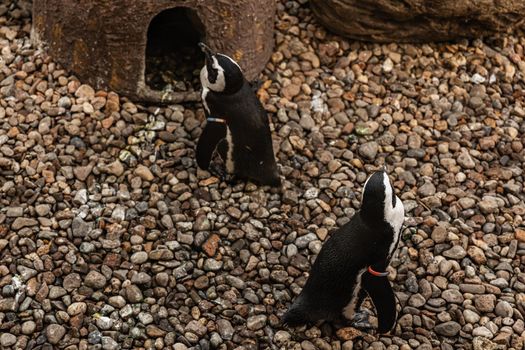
top-left (145, 7), bottom-right (205, 94)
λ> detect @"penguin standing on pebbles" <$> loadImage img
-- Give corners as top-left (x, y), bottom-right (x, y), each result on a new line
top-left (282, 170), bottom-right (405, 333)
top-left (195, 42), bottom-right (280, 186)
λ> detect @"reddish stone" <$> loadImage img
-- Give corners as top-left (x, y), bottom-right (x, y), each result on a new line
top-left (104, 253), bottom-right (121, 268)
top-left (202, 234), bottom-right (220, 257)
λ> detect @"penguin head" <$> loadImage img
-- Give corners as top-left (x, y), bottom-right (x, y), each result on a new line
top-left (361, 170), bottom-right (399, 225)
top-left (199, 42), bottom-right (244, 94)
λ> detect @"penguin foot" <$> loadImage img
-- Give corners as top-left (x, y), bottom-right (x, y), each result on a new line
top-left (223, 174), bottom-right (238, 185)
top-left (209, 163), bottom-right (237, 184)
top-left (350, 311), bottom-right (374, 330)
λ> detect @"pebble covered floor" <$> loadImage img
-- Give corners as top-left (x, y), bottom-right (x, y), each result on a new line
top-left (1, 1), bottom-right (525, 350)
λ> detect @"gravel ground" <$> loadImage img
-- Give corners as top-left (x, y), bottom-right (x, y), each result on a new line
top-left (1, 1), bottom-right (525, 350)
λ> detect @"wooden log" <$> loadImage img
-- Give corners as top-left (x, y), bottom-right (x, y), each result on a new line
top-left (310, 0), bottom-right (525, 43)
top-left (32, 1), bottom-right (276, 103)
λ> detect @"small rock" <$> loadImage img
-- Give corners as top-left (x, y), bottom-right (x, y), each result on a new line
top-left (472, 337), bottom-right (500, 350)
top-left (418, 182), bottom-right (436, 197)
top-left (282, 83), bottom-right (301, 100)
top-left (11, 217), bottom-right (38, 230)
top-left (46, 324), bottom-right (66, 344)
top-left (138, 312), bottom-right (154, 325)
top-left (6, 206), bottom-right (23, 217)
top-left (274, 330), bottom-right (291, 345)
top-left (101, 336), bottom-right (119, 350)
top-left (194, 275), bottom-right (209, 289)
top-left (72, 217), bottom-right (92, 237)
top-left (124, 284), bottom-right (143, 303)
top-left (108, 296), bottom-right (126, 308)
top-left (225, 275), bottom-right (246, 290)
top-left (148, 249), bottom-right (174, 260)
top-left (468, 246), bottom-right (487, 264)
top-left (435, 321), bottom-right (461, 336)
top-left (479, 196), bottom-right (501, 214)
top-left (457, 151), bottom-right (476, 169)
top-left (67, 302), bottom-right (87, 315)
top-left (464, 309), bottom-right (481, 323)
top-left (216, 319), bottom-right (234, 340)
top-left (21, 320), bottom-right (36, 335)
top-left (472, 326), bottom-right (493, 338)
top-left (88, 331), bottom-right (102, 344)
top-left (135, 165), bottom-right (154, 181)
top-left (204, 258), bottom-right (223, 271)
top-left (96, 316), bottom-right (113, 330)
top-left (73, 188), bottom-right (88, 205)
top-left (63, 273), bottom-right (82, 290)
top-left (442, 289), bottom-right (464, 304)
top-left (495, 301), bottom-right (513, 318)
top-left (185, 320), bottom-right (207, 337)
top-left (408, 293), bottom-right (426, 307)
top-left (74, 164), bottom-right (93, 181)
top-left (516, 229), bottom-right (525, 243)
top-left (431, 226), bottom-right (448, 243)
top-left (130, 251), bottom-right (148, 264)
top-left (0, 333), bottom-right (16, 347)
top-left (75, 84), bottom-right (95, 99)
top-left (202, 234), bottom-right (220, 257)
top-left (300, 114), bottom-right (316, 130)
top-left (84, 270), bottom-right (107, 289)
top-left (336, 327), bottom-right (363, 341)
top-left (0, 298), bottom-right (16, 312)
top-left (107, 160), bottom-right (125, 176)
top-left (358, 141), bottom-right (379, 160)
top-left (443, 245), bottom-right (467, 259)
top-left (474, 294), bottom-right (496, 313)
top-left (247, 315), bottom-right (267, 330)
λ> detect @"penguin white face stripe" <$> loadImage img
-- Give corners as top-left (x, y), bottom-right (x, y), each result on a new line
top-left (200, 56), bottom-right (226, 93)
top-left (382, 173), bottom-right (405, 256)
top-left (201, 86), bottom-right (210, 114)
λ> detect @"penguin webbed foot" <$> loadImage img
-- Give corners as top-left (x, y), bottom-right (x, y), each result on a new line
top-left (349, 310), bottom-right (374, 330)
top-left (209, 163), bottom-right (237, 185)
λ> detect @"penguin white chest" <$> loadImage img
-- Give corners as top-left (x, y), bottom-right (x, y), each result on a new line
top-left (225, 127), bottom-right (235, 173)
top-left (201, 87), bottom-right (210, 114)
top-left (385, 196), bottom-right (405, 256)
top-left (342, 268), bottom-right (367, 320)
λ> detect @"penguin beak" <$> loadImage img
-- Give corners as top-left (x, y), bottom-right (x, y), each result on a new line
top-left (198, 42), bottom-right (214, 62)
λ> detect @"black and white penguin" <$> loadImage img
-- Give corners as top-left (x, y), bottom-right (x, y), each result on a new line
top-left (195, 43), bottom-right (280, 186)
top-left (282, 170), bottom-right (405, 333)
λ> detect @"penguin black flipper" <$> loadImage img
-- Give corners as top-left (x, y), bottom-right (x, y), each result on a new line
top-left (361, 271), bottom-right (397, 333)
top-left (196, 122), bottom-right (227, 170)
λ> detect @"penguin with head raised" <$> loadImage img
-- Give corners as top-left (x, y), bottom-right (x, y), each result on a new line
top-left (282, 170), bottom-right (405, 333)
top-left (195, 43), bottom-right (280, 187)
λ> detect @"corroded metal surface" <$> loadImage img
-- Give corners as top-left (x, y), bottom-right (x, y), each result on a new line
top-left (32, 0), bottom-right (276, 103)
top-left (310, 0), bottom-right (525, 43)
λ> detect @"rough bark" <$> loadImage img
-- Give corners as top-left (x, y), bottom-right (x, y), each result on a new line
top-left (32, 0), bottom-right (275, 103)
top-left (310, 0), bottom-right (525, 43)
